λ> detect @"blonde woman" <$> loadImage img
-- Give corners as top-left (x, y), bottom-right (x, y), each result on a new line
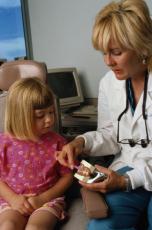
top-left (56, 0), bottom-right (152, 229)
top-left (0, 78), bottom-right (73, 230)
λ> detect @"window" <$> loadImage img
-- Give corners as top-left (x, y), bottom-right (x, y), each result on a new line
top-left (0, 0), bottom-right (32, 61)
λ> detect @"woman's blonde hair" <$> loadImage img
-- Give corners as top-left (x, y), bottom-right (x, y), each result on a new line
top-left (5, 77), bottom-right (54, 141)
top-left (92, 0), bottom-right (152, 70)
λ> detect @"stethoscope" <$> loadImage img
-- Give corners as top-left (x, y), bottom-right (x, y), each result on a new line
top-left (117, 72), bottom-right (150, 148)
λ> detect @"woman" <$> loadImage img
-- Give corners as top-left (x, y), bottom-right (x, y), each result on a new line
top-left (56, 0), bottom-right (152, 229)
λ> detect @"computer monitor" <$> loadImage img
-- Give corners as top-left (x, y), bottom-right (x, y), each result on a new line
top-left (47, 67), bottom-right (84, 109)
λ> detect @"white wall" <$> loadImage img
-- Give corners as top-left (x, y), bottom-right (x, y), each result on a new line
top-left (28, 0), bottom-right (152, 98)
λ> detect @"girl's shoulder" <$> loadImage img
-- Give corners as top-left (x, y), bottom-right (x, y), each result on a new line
top-left (42, 131), bottom-right (67, 144)
top-left (0, 132), bottom-right (11, 141)
top-left (0, 132), bottom-right (14, 147)
top-left (41, 131), bottom-right (67, 151)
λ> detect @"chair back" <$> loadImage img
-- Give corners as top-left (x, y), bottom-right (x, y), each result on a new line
top-left (0, 60), bottom-right (46, 91)
top-left (0, 60), bottom-right (62, 133)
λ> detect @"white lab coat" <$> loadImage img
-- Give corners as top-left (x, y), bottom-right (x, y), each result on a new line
top-left (81, 70), bottom-right (152, 191)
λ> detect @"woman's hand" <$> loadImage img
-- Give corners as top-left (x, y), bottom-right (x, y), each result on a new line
top-left (55, 137), bottom-right (85, 169)
top-left (79, 165), bottom-right (126, 193)
top-left (10, 194), bottom-right (34, 216)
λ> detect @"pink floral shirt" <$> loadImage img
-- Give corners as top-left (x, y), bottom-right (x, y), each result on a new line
top-left (0, 131), bottom-right (71, 205)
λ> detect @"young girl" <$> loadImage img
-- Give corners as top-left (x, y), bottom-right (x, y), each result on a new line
top-left (0, 77), bottom-right (73, 230)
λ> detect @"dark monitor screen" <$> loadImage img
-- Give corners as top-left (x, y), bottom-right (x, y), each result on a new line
top-left (47, 72), bottom-right (77, 99)
top-left (47, 67), bottom-right (84, 108)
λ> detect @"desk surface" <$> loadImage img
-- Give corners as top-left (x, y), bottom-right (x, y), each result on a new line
top-left (61, 104), bottom-right (97, 138)
top-left (61, 113), bottom-right (97, 127)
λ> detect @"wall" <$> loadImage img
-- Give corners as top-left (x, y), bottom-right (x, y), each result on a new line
top-left (28, 0), bottom-right (152, 98)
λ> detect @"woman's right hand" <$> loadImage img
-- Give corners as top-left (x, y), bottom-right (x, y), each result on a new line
top-left (56, 137), bottom-right (85, 169)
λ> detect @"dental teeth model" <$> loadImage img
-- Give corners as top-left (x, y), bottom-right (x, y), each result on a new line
top-left (74, 160), bottom-right (107, 183)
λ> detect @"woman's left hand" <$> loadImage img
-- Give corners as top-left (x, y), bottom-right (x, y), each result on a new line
top-left (79, 165), bottom-right (126, 193)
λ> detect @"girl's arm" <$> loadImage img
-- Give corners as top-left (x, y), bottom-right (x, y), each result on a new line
top-left (0, 180), bottom-right (17, 202)
top-left (27, 173), bottom-right (73, 209)
top-left (0, 180), bottom-right (34, 215)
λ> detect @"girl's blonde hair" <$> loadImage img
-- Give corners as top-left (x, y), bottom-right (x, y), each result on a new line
top-left (92, 0), bottom-right (152, 70)
top-left (5, 77), bottom-right (54, 141)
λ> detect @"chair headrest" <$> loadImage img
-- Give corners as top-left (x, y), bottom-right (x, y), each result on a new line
top-left (0, 60), bottom-right (47, 91)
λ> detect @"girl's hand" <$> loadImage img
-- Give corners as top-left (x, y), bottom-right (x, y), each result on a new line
top-left (55, 137), bottom-right (85, 169)
top-left (27, 195), bottom-right (44, 210)
top-left (79, 165), bottom-right (126, 193)
top-left (10, 194), bottom-right (34, 216)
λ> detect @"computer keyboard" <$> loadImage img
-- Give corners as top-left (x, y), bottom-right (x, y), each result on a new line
top-left (71, 105), bottom-right (97, 117)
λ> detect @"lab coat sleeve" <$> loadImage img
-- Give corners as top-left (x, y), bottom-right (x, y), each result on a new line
top-left (79, 75), bottom-right (121, 156)
top-left (127, 154), bottom-right (152, 191)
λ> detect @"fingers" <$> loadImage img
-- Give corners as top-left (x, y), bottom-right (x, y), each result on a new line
top-left (13, 207), bottom-right (27, 216)
top-left (55, 146), bottom-right (76, 169)
top-left (79, 166), bottom-right (122, 193)
top-left (55, 151), bottom-right (65, 165)
top-left (18, 207), bottom-right (30, 216)
top-left (67, 151), bottom-right (75, 169)
top-left (95, 165), bottom-right (110, 175)
top-left (79, 180), bottom-right (107, 193)
top-left (19, 199), bottom-right (34, 215)
top-left (55, 138), bottom-right (84, 169)
top-left (55, 151), bottom-right (71, 168)
top-left (23, 199), bottom-right (35, 213)
top-left (79, 166), bottom-right (110, 193)
top-left (12, 196), bottom-right (35, 216)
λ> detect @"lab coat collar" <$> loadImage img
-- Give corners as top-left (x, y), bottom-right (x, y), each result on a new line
top-left (147, 72), bottom-right (152, 92)
top-left (113, 75), bottom-right (126, 90)
top-left (111, 70), bottom-right (152, 126)
top-left (113, 71), bottom-right (152, 92)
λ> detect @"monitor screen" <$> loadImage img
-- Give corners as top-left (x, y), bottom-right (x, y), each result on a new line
top-left (47, 67), bottom-right (84, 109)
